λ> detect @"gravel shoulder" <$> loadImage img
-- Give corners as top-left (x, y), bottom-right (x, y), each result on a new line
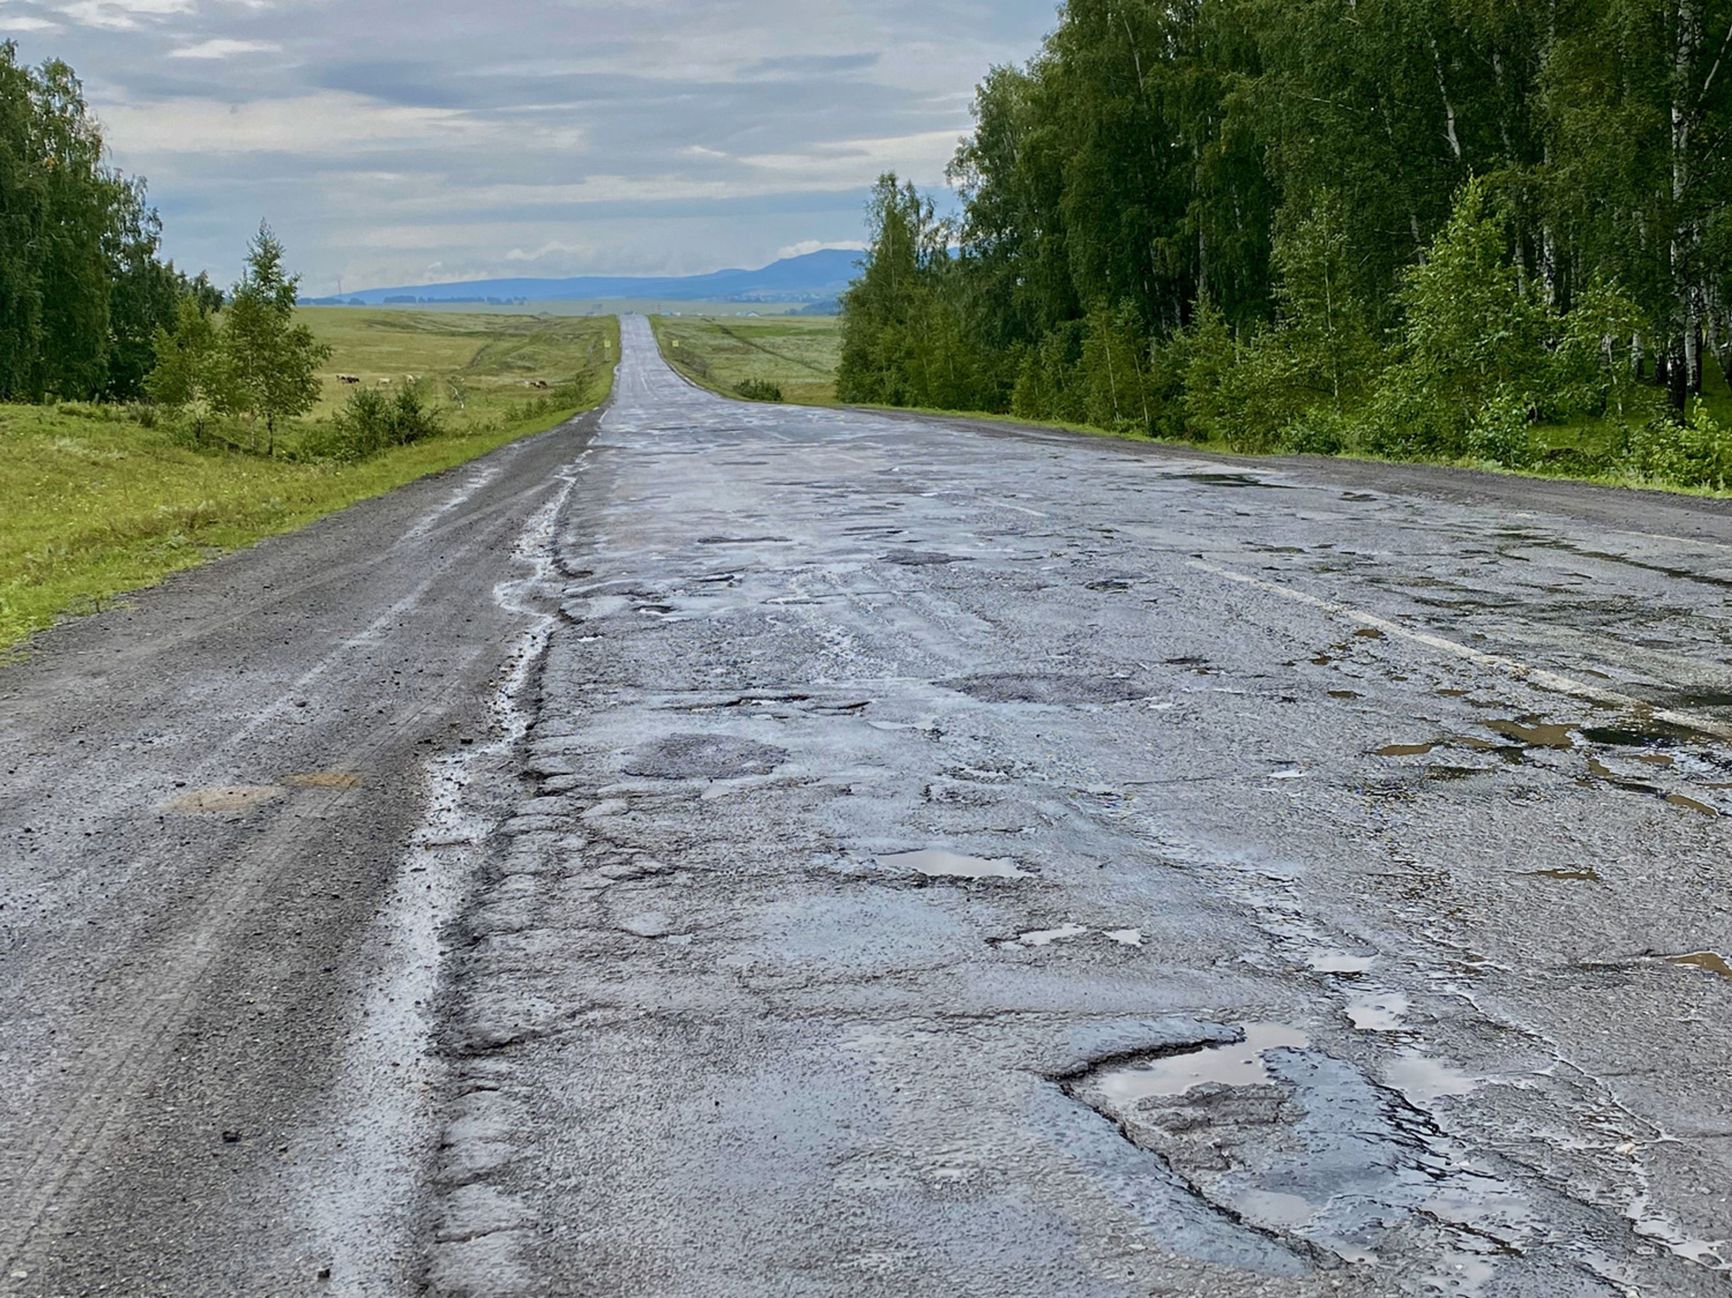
top-left (0, 408), bottom-right (602, 1296)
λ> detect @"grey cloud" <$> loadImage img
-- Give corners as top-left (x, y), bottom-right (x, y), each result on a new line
top-left (12, 0), bottom-right (1057, 293)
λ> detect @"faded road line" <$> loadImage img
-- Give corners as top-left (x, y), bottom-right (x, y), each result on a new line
top-left (1191, 557), bottom-right (1732, 745)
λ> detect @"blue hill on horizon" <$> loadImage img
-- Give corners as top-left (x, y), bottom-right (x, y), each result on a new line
top-left (312, 247), bottom-right (862, 306)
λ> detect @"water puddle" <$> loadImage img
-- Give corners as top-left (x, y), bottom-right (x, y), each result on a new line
top-left (1665, 950), bottom-right (1732, 978)
top-left (1383, 1052), bottom-right (1482, 1104)
top-left (1346, 990), bottom-right (1410, 1032)
top-left (1354, 627), bottom-right (1386, 640)
top-left (1015, 923), bottom-right (1088, 947)
top-left (1522, 866), bottom-right (1600, 882)
top-left (1378, 741), bottom-right (1438, 757)
top-left (1666, 794), bottom-right (1719, 817)
top-left (1485, 719), bottom-right (1575, 749)
top-left (883, 848), bottom-right (1028, 880)
top-left (1085, 1023), bottom-right (1311, 1104)
top-left (1329, 689), bottom-right (1361, 699)
top-left (1305, 949), bottom-right (1376, 976)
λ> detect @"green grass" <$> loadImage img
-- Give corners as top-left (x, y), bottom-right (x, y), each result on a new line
top-left (651, 315), bottom-right (841, 405)
top-left (0, 311), bottom-right (618, 650)
top-left (338, 298), bottom-right (809, 319)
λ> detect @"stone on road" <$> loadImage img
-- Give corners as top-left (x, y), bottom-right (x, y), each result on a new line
top-left (6, 314), bottom-right (1732, 1297)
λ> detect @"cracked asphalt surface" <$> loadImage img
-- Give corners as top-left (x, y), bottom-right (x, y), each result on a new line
top-left (7, 314), bottom-right (1732, 1296)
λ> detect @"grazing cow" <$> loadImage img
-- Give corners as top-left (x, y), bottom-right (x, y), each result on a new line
top-left (337, 374), bottom-right (361, 385)
top-left (376, 377), bottom-right (392, 387)
top-left (529, 379), bottom-right (550, 390)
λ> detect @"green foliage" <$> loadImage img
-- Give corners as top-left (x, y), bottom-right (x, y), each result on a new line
top-left (827, 0), bottom-right (1732, 492)
top-left (304, 382), bottom-right (444, 461)
top-left (1624, 401), bottom-right (1732, 489)
top-left (1466, 390), bottom-right (1537, 469)
top-left (1078, 302), bottom-right (1158, 434)
top-left (144, 297), bottom-right (231, 445)
top-left (217, 224), bottom-right (333, 454)
top-left (734, 378), bottom-right (783, 402)
top-left (0, 44), bottom-right (189, 403)
top-left (1389, 178), bottom-right (1550, 447)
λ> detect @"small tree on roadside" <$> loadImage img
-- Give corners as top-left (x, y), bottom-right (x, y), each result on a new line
top-left (222, 223), bottom-right (329, 455)
top-left (145, 295), bottom-right (232, 445)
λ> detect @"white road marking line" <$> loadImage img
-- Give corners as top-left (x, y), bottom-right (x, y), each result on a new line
top-left (1189, 558), bottom-right (1732, 744)
top-left (987, 497), bottom-right (1051, 518)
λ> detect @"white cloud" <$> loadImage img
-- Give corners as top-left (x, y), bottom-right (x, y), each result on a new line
top-left (504, 240), bottom-right (593, 263)
top-left (3, 15), bottom-right (61, 30)
top-left (777, 239), bottom-right (864, 259)
top-left (50, 0), bottom-right (195, 31)
top-left (101, 92), bottom-right (586, 157)
top-left (168, 37), bottom-right (280, 60)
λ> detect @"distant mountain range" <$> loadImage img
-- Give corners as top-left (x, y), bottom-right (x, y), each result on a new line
top-left (311, 248), bottom-right (862, 307)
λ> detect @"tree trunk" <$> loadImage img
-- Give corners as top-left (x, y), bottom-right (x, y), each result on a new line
top-left (1669, 0), bottom-right (1703, 413)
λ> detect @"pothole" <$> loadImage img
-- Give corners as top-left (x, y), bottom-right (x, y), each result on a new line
top-left (1345, 990), bottom-right (1410, 1032)
top-left (880, 848), bottom-right (1028, 881)
top-left (620, 734), bottom-right (788, 781)
top-left (1665, 950), bottom-right (1732, 978)
top-left (1073, 1024), bottom-right (1311, 1104)
top-left (947, 672), bottom-right (1149, 706)
top-left (1061, 1026), bottom-right (1537, 1279)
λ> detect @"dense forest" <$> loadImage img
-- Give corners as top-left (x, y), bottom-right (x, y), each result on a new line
top-left (838, 0), bottom-right (1732, 483)
top-left (0, 41), bottom-right (216, 404)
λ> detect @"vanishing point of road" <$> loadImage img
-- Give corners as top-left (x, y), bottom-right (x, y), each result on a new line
top-left (3, 317), bottom-right (1731, 1296)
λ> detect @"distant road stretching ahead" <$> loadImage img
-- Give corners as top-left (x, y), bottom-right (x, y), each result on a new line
top-left (4, 316), bottom-right (1731, 1296)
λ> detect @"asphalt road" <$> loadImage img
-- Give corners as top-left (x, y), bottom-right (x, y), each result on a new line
top-left (6, 315), bottom-right (1732, 1296)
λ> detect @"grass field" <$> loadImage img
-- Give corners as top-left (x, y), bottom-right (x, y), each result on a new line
top-left (1, 311), bottom-right (617, 650)
top-left (326, 299), bottom-right (811, 318)
top-left (651, 315), bottom-right (841, 405)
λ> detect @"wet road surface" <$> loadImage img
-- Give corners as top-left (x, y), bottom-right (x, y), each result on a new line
top-left (7, 315), bottom-right (1732, 1295)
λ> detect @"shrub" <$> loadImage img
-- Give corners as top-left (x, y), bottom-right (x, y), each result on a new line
top-left (1466, 389), bottom-right (1535, 468)
top-left (305, 381), bottom-right (443, 461)
top-left (1280, 406), bottom-right (1352, 456)
top-left (735, 378), bottom-right (783, 402)
top-left (1624, 401), bottom-right (1732, 488)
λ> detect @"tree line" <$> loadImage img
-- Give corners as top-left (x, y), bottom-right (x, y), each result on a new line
top-left (838, 0), bottom-right (1732, 482)
top-left (2, 43), bottom-right (343, 455)
top-left (0, 41), bottom-right (221, 403)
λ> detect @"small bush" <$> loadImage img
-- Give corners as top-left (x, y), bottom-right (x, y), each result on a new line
top-left (735, 378), bottom-right (783, 402)
top-left (305, 381), bottom-right (444, 462)
top-left (1623, 402), bottom-right (1732, 488)
top-left (1280, 406), bottom-right (1352, 456)
top-left (1466, 389), bottom-right (1535, 468)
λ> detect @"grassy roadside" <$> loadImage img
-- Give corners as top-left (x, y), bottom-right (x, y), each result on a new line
top-left (652, 313), bottom-right (1732, 501)
top-left (650, 315), bottom-right (840, 405)
top-left (1, 312), bottom-right (618, 651)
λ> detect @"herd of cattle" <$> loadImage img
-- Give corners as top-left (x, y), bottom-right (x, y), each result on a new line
top-left (336, 374), bottom-right (417, 388)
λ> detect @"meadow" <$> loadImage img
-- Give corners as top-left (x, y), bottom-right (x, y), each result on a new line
top-left (0, 311), bottom-right (617, 650)
top-left (651, 316), bottom-right (841, 405)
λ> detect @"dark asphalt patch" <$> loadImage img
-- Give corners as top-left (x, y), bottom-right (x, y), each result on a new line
top-left (620, 734), bottom-right (789, 780)
top-left (948, 672), bottom-right (1150, 706)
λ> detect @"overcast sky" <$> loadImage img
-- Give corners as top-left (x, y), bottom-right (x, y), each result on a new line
top-left (4, 0), bottom-right (1059, 294)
